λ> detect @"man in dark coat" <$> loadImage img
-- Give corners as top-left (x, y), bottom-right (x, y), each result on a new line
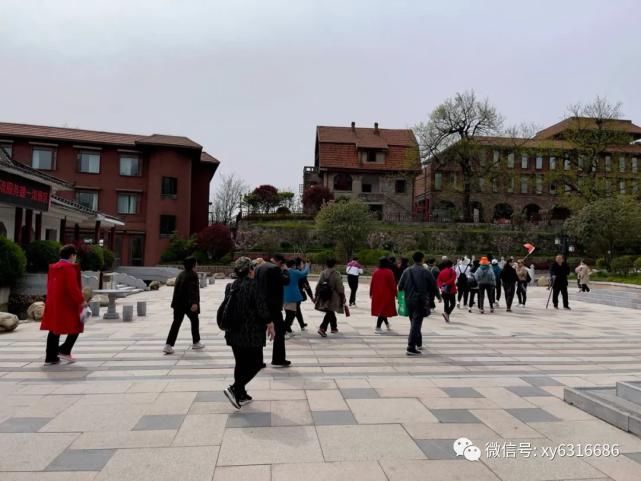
top-left (550, 254), bottom-right (571, 310)
top-left (254, 254), bottom-right (290, 367)
top-left (163, 256), bottom-right (203, 354)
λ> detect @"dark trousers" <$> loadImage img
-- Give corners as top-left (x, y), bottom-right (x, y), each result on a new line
top-left (376, 316), bottom-right (389, 328)
top-left (407, 308), bottom-right (424, 349)
top-left (580, 283), bottom-right (591, 292)
top-left (468, 289), bottom-right (478, 307)
top-left (457, 286), bottom-right (469, 306)
top-left (166, 309), bottom-right (200, 346)
top-left (45, 332), bottom-right (79, 362)
top-left (347, 275), bottom-right (359, 305)
top-left (284, 309), bottom-right (297, 332)
top-left (272, 314), bottom-right (287, 363)
top-left (503, 283), bottom-right (516, 309)
top-left (319, 311), bottom-right (337, 331)
top-left (295, 302), bottom-right (306, 327)
top-left (478, 285), bottom-right (495, 310)
top-left (231, 345), bottom-right (263, 395)
top-left (553, 285), bottom-right (570, 308)
top-left (495, 279), bottom-right (502, 301)
top-left (517, 282), bottom-right (528, 305)
top-left (443, 293), bottom-right (456, 315)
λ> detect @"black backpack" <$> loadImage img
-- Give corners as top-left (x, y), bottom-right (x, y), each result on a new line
top-left (317, 274), bottom-right (333, 302)
top-left (217, 283), bottom-right (239, 331)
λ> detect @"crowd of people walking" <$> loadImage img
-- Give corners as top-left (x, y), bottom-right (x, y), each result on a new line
top-left (39, 243), bottom-right (590, 410)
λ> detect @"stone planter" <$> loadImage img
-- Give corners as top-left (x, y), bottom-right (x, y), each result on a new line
top-left (13, 273), bottom-right (48, 296)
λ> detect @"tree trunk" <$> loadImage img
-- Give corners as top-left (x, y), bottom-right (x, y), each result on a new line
top-left (462, 171), bottom-right (472, 222)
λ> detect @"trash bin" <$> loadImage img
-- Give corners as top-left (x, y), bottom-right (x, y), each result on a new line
top-left (90, 301), bottom-right (100, 317)
top-left (137, 301), bottom-right (147, 317)
top-left (122, 305), bottom-right (134, 322)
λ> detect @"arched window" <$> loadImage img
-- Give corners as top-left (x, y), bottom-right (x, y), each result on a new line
top-left (523, 204), bottom-right (541, 222)
top-left (493, 203), bottom-right (513, 221)
top-left (333, 173), bottom-right (352, 191)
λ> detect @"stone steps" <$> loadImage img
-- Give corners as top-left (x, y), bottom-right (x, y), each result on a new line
top-left (564, 381), bottom-right (641, 436)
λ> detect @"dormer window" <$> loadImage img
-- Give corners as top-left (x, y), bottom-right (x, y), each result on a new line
top-left (359, 149), bottom-right (385, 163)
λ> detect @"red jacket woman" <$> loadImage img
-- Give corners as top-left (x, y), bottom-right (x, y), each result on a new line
top-left (437, 266), bottom-right (458, 295)
top-left (41, 259), bottom-right (84, 335)
top-left (370, 259), bottom-right (398, 318)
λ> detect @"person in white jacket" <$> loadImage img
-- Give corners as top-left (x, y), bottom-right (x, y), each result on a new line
top-left (346, 257), bottom-right (364, 307)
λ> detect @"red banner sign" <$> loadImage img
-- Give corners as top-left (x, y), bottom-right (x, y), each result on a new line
top-left (0, 170), bottom-right (51, 211)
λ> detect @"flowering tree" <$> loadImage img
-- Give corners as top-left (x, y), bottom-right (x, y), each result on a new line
top-left (303, 185), bottom-right (334, 214)
top-left (197, 224), bottom-right (234, 261)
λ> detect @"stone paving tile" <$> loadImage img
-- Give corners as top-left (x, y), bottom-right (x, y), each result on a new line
top-left (306, 390), bottom-right (349, 411)
top-left (70, 430), bottom-right (177, 449)
top-left (41, 403), bottom-right (147, 433)
top-left (529, 420), bottom-right (641, 452)
top-left (46, 449), bottom-right (115, 472)
top-left (0, 417), bottom-right (52, 433)
top-left (471, 410), bottom-right (545, 438)
top-left (505, 407), bottom-right (561, 423)
top-left (505, 386), bottom-right (554, 397)
top-left (272, 461), bottom-right (388, 481)
top-left (429, 409), bottom-right (481, 423)
top-left (225, 412), bottom-right (271, 428)
top-left (403, 422), bottom-right (500, 440)
top-left (218, 426), bottom-right (323, 465)
top-left (415, 439), bottom-right (462, 460)
top-left (339, 388), bottom-right (379, 399)
top-left (133, 414), bottom-right (185, 431)
top-left (173, 414), bottom-right (227, 446)
top-left (194, 391), bottom-right (228, 402)
top-left (213, 465), bottom-right (271, 481)
top-left (379, 459), bottom-right (501, 481)
top-left (93, 446), bottom-right (218, 481)
top-left (311, 410), bottom-right (357, 425)
top-left (520, 375), bottom-right (564, 386)
top-left (347, 398), bottom-right (438, 424)
top-left (0, 433), bottom-right (78, 471)
top-left (271, 400), bottom-right (313, 427)
top-left (316, 424), bottom-right (426, 461)
top-left (0, 473), bottom-right (99, 481)
top-left (442, 387), bottom-right (484, 398)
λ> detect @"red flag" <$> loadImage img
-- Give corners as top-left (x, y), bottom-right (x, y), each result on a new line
top-left (523, 243), bottom-right (536, 254)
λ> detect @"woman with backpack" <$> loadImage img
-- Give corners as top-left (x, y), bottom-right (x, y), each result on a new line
top-left (467, 259), bottom-right (480, 313)
top-left (516, 259), bottom-right (531, 307)
top-left (295, 257), bottom-right (314, 330)
top-left (283, 258), bottom-right (310, 337)
top-left (370, 257), bottom-right (397, 332)
top-left (221, 257), bottom-right (275, 409)
top-left (500, 258), bottom-right (519, 312)
top-left (455, 257), bottom-right (471, 309)
top-left (315, 258), bottom-right (345, 337)
top-left (473, 257), bottom-right (496, 314)
top-left (437, 259), bottom-right (457, 322)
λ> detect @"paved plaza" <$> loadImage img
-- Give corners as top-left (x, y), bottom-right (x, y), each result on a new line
top-left (2, 281), bottom-right (641, 480)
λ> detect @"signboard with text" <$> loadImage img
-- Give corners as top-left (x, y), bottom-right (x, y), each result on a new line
top-left (0, 170), bottom-right (51, 211)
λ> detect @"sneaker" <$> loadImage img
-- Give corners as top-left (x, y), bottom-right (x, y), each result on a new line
top-left (261, 362), bottom-right (267, 369)
top-left (331, 329), bottom-right (339, 334)
top-left (238, 392), bottom-right (253, 406)
top-left (301, 323), bottom-right (308, 330)
top-left (317, 329), bottom-right (327, 338)
top-left (490, 308), bottom-right (494, 313)
top-left (442, 312), bottom-right (450, 323)
top-left (468, 308), bottom-right (472, 313)
top-left (223, 385), bottom-right (241, 409)
top-left (162, 344), bottom-right (174, 355)
top-left (417, 346), bottom-right (424, 351)
top-left (44, 358), bottom-right (60, 366)
top-left (58, 353), bottom-right (76, 363)
top-left (457, 303), bottom-right (461, 309)
top-left (554, 306), bottom-right (559, 309)
top-left (285, 332), bottom-right (296, 340)
top-left (564, 306), bottom-right (572, 310)
top-left (385, 323), bottom-right (391, 330)
top-left (375, 327), bottom-right (383, 334)
top-left (192, 342), bottom-right (205, 350)
top-left (271, 360), bottom-right (292, 368)
top-left (480, 309), bottom-right (485, 314)
top-left (406, 347), bottom-right (422, 356)
top-left (506, 308), bottom-right (512, 312)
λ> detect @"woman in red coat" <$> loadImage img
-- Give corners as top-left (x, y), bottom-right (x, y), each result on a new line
top-left (41, 244), bottom-right (86, 365)
top-left (437, 259), bottom-right (458, 323)
top-left (370, 257), bottom-right (397, 332)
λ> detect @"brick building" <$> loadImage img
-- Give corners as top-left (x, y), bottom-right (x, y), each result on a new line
top-left (304, 122), bottom-right (419, 221)
top-left (415, 117), bottom-right (641, 223)
top-left (0, 122), bottom-right (219, 265)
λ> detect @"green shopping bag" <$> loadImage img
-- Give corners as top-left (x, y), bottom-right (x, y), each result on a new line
top-left (397, 291), bottom-right (408, 317)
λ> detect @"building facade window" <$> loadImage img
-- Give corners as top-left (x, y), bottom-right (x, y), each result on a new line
top-left (564, 156), bottom-right (571, 171)
top-left (507, 153), bottom-right (515, 169)
top-left (535, 156), bottom-right (543, 170)
top-left (161, 176), bottom-right (178, 198)
top-left (117, 193), bottom-right (140, 214)
top-left (492, 177), bottom-right (499, 193)
top-left (521, 155), bottom-right (529, 169)
top-left (0, 143), bottom-right (12, 158)
top-left (549, 156), bottom-right (556, 170)
top-left (507, 177), bottom-right (514, 193)
top-left (434, 172), bottom-right (442, 191)
top-left (159, 215), bottom-right (176, 237)
top-left (77, 151), bottom-right (101, 174)
top-left (75, 190), bottom-right (98, 210)
top-left (493, 150), bottom-right (500, 164)
top-left (619, 156), bottom-right (626, 172)
top-left (605, 155), bottom-right (612, 172)
top-left (45, 229), bottom-right (57, 241)
top-left (450, 173), bottom-right (457, 190)
top-left (632, 157), bottom-right (638, 174)
top-left (550, 183), bottom-right (557, 195)
top-left (520, 176), bottom-right (528, 194)
top-left (32, 147), bottom-right (56, 170)
top-left (120, 155), bottom-right (141, 176)
top-left (535, 174), bottom-right (543, 194)
top-left (359, 150), bottom-right (385, 163)
top-left (394, 179), bottom-right (406, 193)
top-left (620, 180), bottom-right (626, 194)
top-left (333, 173), bottom-right (352, 191)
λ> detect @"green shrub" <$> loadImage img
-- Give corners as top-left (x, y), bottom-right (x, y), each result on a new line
top-left (610, 256), bottom-right (635, 276)
top-left (102, 248), bottom-right (115, 271)
top-left (355, 248), bottom-right (389, 266)
top-left (0, 237), bottom-right (27, 287)
top-left (192, 249), bottom-right (209, 265)
top-left (25, 240), bottom-right (61, 273)
top-left (80, 245), bottom-right (104, 271)
top-left (634, 257), bottom-right (641, 273)
top-left (308, 249), bottom-right (334, 265)
top-left (161, 234), bottom-right (196, 263)
top-left (595, 258), bottom-right (608, 270)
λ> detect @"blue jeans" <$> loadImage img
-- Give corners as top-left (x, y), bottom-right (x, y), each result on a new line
top-left (408, 309), bottom-right (424, 349)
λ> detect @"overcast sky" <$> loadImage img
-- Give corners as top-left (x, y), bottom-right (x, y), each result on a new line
top-left (1, 0), bottom-right (640, 195)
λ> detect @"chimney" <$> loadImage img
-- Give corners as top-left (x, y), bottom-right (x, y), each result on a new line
top-left (351, 121), bottom-right (356, 132)
top-left (374, 122), bottom-right (379, 134)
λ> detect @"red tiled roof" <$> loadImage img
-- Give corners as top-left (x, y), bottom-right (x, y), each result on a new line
top-left (0, 122), bottom-right (201, 149)
top-left (534, 117), bottom-right (641, 140)
top-left (472, 135), bottom-right (641, 154)
top-left (317, 126), bottom-right (417, 148)
top-left (200, 151), bottom-right (220, 164)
